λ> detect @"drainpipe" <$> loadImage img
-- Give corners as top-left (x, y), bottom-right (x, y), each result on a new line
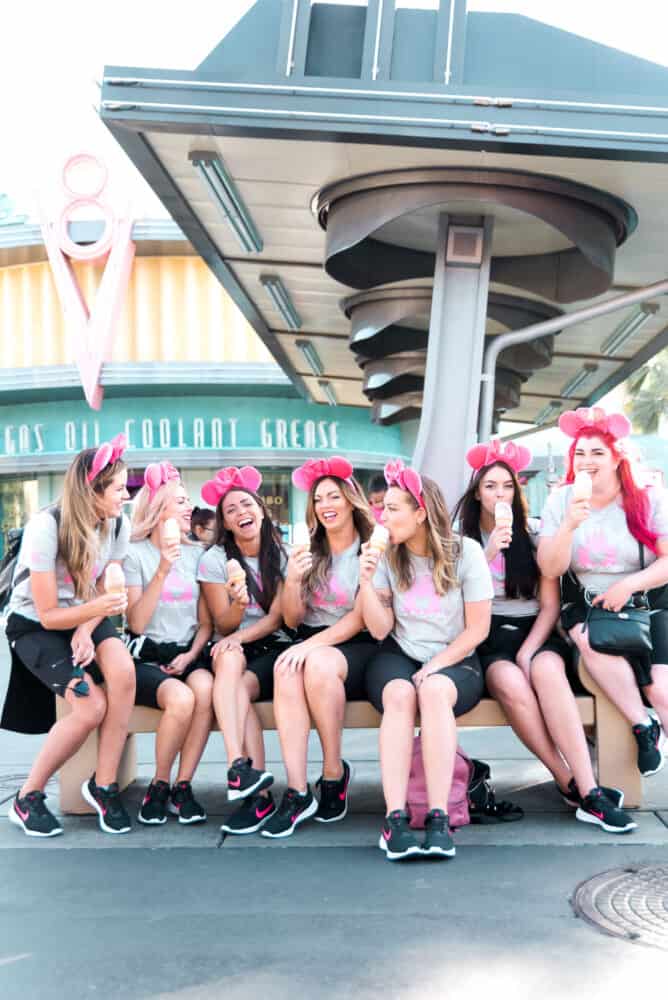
top-left (479, 276), bottom-right (668, 442)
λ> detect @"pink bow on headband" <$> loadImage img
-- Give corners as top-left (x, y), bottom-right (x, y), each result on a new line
top-left (558, 406), bottom-right (631, 441)
top-left (87, 433), bottom-right (127, 483)
top-left (144, 462), bottom-right (180, 498)
top-left (384, 459), bottom-right (425, 509)
top-left (201, 466), bottom-right (263, 506)
top-left (466, 438), bottom-right (532, 475)
top-left (291, 456), bottom-right (354, 493)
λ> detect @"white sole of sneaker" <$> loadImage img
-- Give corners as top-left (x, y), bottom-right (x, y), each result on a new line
top-left (8, 803), bottom-right (63, 838)
top-left (314, 763), bottom-right (355, 823)
top-left (640, 749), bottom-right (665, 778)
top-left (260, 796), bottom-right (318, 838)
top-left (422, 845), bottom-right (456, 858)
top-left (167, 803), bottom-right (207, 824)
top-left (378, 836), bottom-right (422, 861)
top-left (228, 772), bottom-right (274, 802)
top-left (137, 813), bottom-right (167, 825)
top-left (80, 780), bottom-right (131, 835)
top-left (575, 808), bottom-right (637, 834)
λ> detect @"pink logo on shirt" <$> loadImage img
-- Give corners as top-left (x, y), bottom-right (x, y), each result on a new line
top-left (311, 573), bottom-right (350, 610)
top-left (402, 572), bottom-right (442, 617)
top-left (161, 570), bottom-right (195, 604)
top-left (575, 529), bottom-right (619, 571)
top-left (63, 561), bottom-right (102, 586)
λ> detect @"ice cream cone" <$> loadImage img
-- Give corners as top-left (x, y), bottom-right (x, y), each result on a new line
top-left (572, 471), bottom-right (593, 501)
top-left (104, 563), bottom-right (125, 594)
top-left (369, 524), bottom-right (389, 554)
top-left (163, 517), bottom-right (181, 546)
top-left (226, 558), bottom-right (246, 587)
top-left (291, 521), bottom-right (311, 553)
top-left (494, 501), bottom-right (513, 531)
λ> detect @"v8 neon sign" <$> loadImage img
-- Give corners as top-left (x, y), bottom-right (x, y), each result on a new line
top-left (41, 154), bottom-right (136, 410)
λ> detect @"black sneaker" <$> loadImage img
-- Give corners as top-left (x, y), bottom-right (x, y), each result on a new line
top-left (81, 776), bottom-right (132, 834)
top-left (632, 719), bottom-right (665, 777)
top-left (227, 757), bottom-right (274, 802)
top-left (422, 809), bottom-right (456, 858)
top-left (378, 810), bottom-right (421, 861)
top-left (576, 787), bottom-right (637, 834)
top-left (221, 792), bottom-right (276, 835)
top-left (8, 791), bottom-right (63, 838)
top-left (138, 780), bottom-right (170, 825)
top-left (560, 778), bottom-right (624, 810)
top-left (261, 787), bottom-right (318, 838)
top-left (314, 759), bottom-right (353, 823)
top-left (168, 781), bottom-right (207, 824)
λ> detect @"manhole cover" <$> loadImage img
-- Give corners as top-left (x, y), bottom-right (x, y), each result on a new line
top-left (573, 867), bottom-right (668, 951)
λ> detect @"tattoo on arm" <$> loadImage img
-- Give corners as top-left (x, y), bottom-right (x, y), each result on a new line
top-left (379, 593), bottom-right (393, 608)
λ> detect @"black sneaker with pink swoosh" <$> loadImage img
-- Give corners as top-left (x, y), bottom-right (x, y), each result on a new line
top-left (315, 759), bottom-right (353, 823)
top-left (221, 792), bottom-right (276, 834)
top-left (227, 757), bottom-right (274, 802)
top-left (9, 790), bottom-right (63, 838)
top-left (261, 787), bottom-right (318, 838)
top-left (576, 787), bottom-right (637, 834)
top-left (379, 810), bottom-right (421, 861)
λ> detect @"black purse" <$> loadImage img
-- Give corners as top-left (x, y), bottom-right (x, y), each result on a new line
top-left (577, 542), bottom-right (652, 657)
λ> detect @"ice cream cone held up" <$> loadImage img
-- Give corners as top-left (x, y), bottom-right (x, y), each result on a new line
top-left (104, 563), bottom-right (125, 594)
top-left (369, 524), bottom-right (389, 555)
top-left (572, 470), bottom-right (593, 501)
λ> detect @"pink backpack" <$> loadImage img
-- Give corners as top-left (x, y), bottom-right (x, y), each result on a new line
top-left (407, 734), bottom-right (473, 830)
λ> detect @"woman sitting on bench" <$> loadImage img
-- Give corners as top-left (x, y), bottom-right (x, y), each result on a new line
top-left (359, 461), bottom-right (492, 861)
top-left (197, 466), bottom-right (288, 836)
top-left (268, 457), bottom-right (376, 839)
top-left (455, 438), bottom-right (635, 834)
top-left (538, 406), bottom-right (668, 784)
top-left (124, 463), bottom-right (213, 826)
top-left (2, 436), bottom-right (135, 837)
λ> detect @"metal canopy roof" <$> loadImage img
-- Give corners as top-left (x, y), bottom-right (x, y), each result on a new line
top-left (100, 0), bottom-right (668, 430)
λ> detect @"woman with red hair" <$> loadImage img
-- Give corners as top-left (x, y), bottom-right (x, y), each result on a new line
top-left (538, 407), bottom-right (668, 780)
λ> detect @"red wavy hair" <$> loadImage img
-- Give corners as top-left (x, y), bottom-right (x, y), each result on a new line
top-left (565, 428), bottom-right (658, 554)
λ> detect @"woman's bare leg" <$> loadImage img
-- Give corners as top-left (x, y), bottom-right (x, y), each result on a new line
top-left (153, 680), bottom-right (195, 783)
top-left (303, 648), bottom-right (347, 780)
top-left (273, 668), bottom-right (311, 791)
top-left (177, 669), bottom-right (214, 783)
top-left (379, 680), bottom-right (417, 813)
top-left (417, 675), bottom-right (458, 810)
top-left (94, 638), bottom-right (136, 786)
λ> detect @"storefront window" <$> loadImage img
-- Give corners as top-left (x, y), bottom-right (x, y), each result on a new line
top-left (0, 477), bottom-right (39, 557)
top-left (258, 469), bottom-right (291, 541)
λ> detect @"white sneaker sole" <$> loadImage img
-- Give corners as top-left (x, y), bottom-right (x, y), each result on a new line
top-left (167, 802), bottom-right (207, 824)
top-left (378, 836), bottom-right (422, 861)
top-left (314, 763), bottom-right (355, 823)
top-left (261, 796), bottom-right (318, 838)
top-left (422, 844), bottom-right (456, 858)
top-left (80, 780), bottom-right (131, 835)
top-left (8, 803), bottom-right (63, 838)
top-left (228, 771), bottom-right (274, 802)
top-left (575, 808), bottom-right (637, 834)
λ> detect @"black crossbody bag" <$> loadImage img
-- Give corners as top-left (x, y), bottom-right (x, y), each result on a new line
top-left (572, 542), bottom-right (652, 657)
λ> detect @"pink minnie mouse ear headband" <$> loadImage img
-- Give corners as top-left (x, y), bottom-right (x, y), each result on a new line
top-left (201, 466), bottom-right (263, 507)
top-left (291, 456), bottom-right (354, 493)
top-left (384, 459), bottom-right (425, 509)
top-left (144, 462), bottom-right (180, 499)
top-left (466, 438), bottom-right (532, 475)
top-left (558, 406), bottom-right (631, 442)
top-left (86, 433), bottom-right (127, 483)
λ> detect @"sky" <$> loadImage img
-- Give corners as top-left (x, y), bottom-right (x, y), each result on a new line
top-left (1, 0), bottom-right (667, 221)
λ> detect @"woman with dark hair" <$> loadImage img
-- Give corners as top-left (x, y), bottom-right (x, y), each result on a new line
top-left (190, 506), bottom-right (215, 546)
top-left (266, 457), bottom-right (376, 839)
top-left (360, 461), bottom-right (492, 860)
top-left (455, 438), bottom-right (635, 833)
top-left (539, 407), bottom-right (668, 781)
top-left (1, 435), bottom-right (136, 836)
top-left (197, 467), bottom-right (287, 835)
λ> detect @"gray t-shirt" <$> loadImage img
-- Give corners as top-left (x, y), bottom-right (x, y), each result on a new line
top-left (197, 545), bottom-right (286, 633)
top-left (540, 484), bottom-right (668, 593)
top-left (8, 510), bottom-right (130, 622)
top-left (123, 540), bottom-right (202, 645)
top-left (372, 536), bottom-right (494, 662)
top-left (303, 536), bottom-right (361, 628)
top-left (479, 517), bottom-right (541, 618)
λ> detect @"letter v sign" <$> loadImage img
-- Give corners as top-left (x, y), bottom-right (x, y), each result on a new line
top-left (41, 154), bottom-right (136, 411)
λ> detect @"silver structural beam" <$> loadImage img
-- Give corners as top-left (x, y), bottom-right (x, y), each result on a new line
top-left (479, 276), bottom-right (668, 442)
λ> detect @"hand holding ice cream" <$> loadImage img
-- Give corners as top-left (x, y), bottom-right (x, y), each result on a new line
top-left (226, 558), bottom-right (249, 606)
top-left (287, 522), bottom-right (313, 582)
top-left (493, 501), bottom-right (513, 550)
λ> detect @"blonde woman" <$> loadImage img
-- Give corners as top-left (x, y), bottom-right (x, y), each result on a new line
top-left (124, 463), bottom-right (213, 825)
top-left (2, 436), bottom-right (135, 836)
top-left (266, 457), bottom-right (376, 839)
top-left (359, 461), bottom-right (493, 861)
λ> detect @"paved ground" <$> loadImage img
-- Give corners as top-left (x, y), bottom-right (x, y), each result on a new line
top-left (1, 650), bottom-right (667, 998)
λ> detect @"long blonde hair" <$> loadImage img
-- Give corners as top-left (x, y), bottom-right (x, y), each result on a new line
top-left (131, 480), bottom-right (193, 544)
top-left (387, 475), bottom-right (460, 594)
top-left (58, 450), bottom-right (125, 599)
top-left (304, 476), bottom-right (374, 599)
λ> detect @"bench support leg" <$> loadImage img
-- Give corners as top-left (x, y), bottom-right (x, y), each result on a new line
top-left (579, 662), bottom-right (642, 808)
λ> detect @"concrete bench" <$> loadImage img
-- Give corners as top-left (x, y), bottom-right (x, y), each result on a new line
top-left (56, 661), bottom-right (642, 813)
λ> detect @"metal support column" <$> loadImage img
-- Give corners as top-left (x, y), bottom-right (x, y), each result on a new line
top-left (413, 214), bottom-right (494, 511)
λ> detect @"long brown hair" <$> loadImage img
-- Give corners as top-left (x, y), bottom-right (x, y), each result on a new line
top-left (213, 489), bottom-right (285, 613)
top-left (58, 449), bottom-right (126, 599)
top-left (387, 475), bottom-right (460, 594)
top-left (452, 461), bottom-right (538, 599)
top-left (303, 476), bottom-right (374, 600)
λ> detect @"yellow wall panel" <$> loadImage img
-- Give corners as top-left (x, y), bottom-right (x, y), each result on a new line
top-left (0, 256), bottom-right (274, 368)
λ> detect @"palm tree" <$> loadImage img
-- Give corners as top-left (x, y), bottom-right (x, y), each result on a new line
top-left (624, 348), bottom-right (668, 434)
